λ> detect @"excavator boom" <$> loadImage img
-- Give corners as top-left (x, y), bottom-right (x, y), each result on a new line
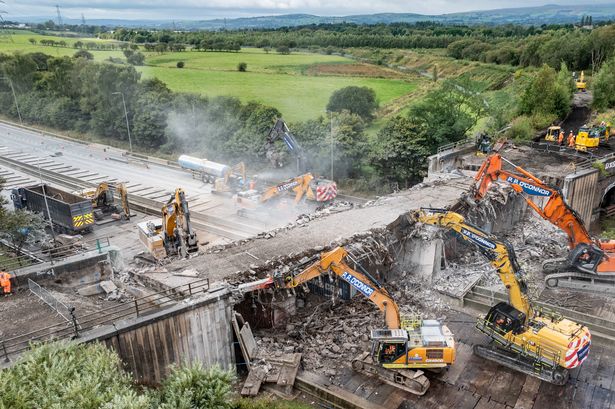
top-left (415, 208), bottom-right (531, 316)
top-left (472, 154), bottom-right (610, 279)
top-left (413, 208), bottom-right (591, 384)
top-left (254, 246), bottom-right (454, 395)
top-left (274, 246), bottom-right (400, 329)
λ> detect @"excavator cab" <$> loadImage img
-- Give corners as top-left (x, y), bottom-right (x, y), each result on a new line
top-left (545, 126), bottom-right (562, 142)
top-left (575, 126), bottom-right (598, 151)
top-left (567, 243), bottom-right (604, 274)
top-left (485, 302), bottom-right (526, 336)
top-left (372, 329), bottom-right (410, 364)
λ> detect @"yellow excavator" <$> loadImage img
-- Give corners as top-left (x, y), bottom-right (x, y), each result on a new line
top-left (234, 172), bottom-right (335, 215)
top-left (213, 162), bottom-right (247, 194)
top-left (575, 123), bottom-right (612, 152)
top-left (575, 71), bottom-right (586, 92)
top-left (258, 246), bottom-right (455, 395)
top-left (413, 208), bottom-right (591, 385)
top-left (544, 126), bottom-right (562, 142)
top-left (75, 181), bottom-right (130, 220)
top-left (137, 188), bottom-right (198, 259)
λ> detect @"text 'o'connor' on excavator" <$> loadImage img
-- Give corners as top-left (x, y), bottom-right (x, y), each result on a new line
top-left (470, 153), bottom-right (615, 294)
top-left (413, 208), bottom-right (591, 385)
top-left (234, 172), bottom-right (337, 217)
top-left (240, 246), bottom-right (455, 395)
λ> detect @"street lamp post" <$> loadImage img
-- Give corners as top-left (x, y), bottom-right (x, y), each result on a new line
top-left (0, 76), bottom-right (23, 124)
top-left (112, 91), bottom-right (133, 154)
top-left (39, 158), bottom-right (56, 269)
top-left (326, 110), bottom-right (334, 180)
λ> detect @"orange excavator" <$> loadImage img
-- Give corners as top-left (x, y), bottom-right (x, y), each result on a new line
top-left (234, 173), bottom-right (336, 216)
top-left (470, 153), bottom-right (615, 292)
top-left (252, 246), bottom-right (455, 395)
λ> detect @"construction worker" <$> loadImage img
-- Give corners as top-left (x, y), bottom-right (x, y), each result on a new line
top-left (558, 130), bottom-right (565, 146)
top-left (568, 131), bottom-right (576, 148)
top-left (0, 271), bottom-right (13, 296)
top-left (249, 176), bottom-right (257, 191)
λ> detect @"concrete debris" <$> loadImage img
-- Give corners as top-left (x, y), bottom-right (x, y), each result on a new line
top-left (173, 268), bottom-right (199, 278)
top-left (99, 280), bottom-right (117, 294)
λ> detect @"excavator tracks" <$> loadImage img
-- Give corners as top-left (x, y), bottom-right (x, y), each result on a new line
top-left (545, 271), bottom-right (615, 295)
top-left (473, 344), bottom-right (569, 385)
top-left (542, 257), bottom-right (615, 294)
top-left (351, 352), bottom-right (431, 396)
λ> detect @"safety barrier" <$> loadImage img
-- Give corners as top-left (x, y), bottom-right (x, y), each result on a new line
top-left (1, 237), bottom-right (111, 273)
top-left (0, 277), bottom-right (210, 364)
top-left (28, 278), bottom-right (73, 323)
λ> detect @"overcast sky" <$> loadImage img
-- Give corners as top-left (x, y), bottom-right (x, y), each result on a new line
top-left (3, 0), bottom-right (613, 20)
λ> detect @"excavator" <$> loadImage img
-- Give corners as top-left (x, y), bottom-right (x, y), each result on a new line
top-left (75, 182), bottom-right (130, 220)
top-left (544, 126), bottom-right (562, 143)
top-left (575, 123), bottom-right (612, 152)
top-left (413, 208), bottom-right (591, 385)
top-left (264, 119), bottom-right (308, 173)
top-left (234, 173), bottom-right (336, 216)
top-left (257, 246), bottom-right (455, 395)
top-left (471, 153), bottom-right (615, 293)
top-left (137, 188), bottom-right (198, 259)
top-left (212, 162), bottom-right (247, 194)
top-left (575, 71), bottom-right (587, 92)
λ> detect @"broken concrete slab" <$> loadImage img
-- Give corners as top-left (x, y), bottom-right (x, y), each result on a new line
top-left (139, 177), bottom-right (473, 292)
top-left (77, 283), bottom-right (105, 296)
top-left (99, 280), bottom-right (117, 294)
top-left (173, 268), bottom-right (199, 278)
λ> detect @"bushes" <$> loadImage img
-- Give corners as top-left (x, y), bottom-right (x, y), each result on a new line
top-left (519, 64), bottom-right (572, 119)
top-left (237, 62), bottom-right (247, 72)
top-left (276, 45), bottom-right (291, 55)
top-left (157, 363), bottom-right (235, 409)
top-left (326, 86), bottom-right (378, 121)
top-left (0, 342), bottom-right (237, 409)
top-left (0, 342), bottom-right (141, 409)
top-left (508, 115), bottom-right (533, 141)
top-left (177, 61), bottom-right (185, 68)
top-left (593, 56), bottom-right (615, 111)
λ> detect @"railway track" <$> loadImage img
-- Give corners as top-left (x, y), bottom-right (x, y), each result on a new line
top-left (0, 152), bottom-right (263, 240)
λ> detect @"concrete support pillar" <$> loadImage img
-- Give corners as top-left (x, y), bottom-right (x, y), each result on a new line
top-left (394, 238), bottom-right (445, 283)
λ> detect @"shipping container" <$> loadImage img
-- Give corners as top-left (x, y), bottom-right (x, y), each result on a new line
top-left (11, 184), bottom-right (94, 233)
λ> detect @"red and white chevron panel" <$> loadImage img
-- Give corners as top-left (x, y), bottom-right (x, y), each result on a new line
top-left (316, 183), bottom-right (338, 202)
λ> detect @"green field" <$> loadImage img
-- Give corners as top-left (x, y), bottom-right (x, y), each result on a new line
top-left (0, 32), bottom-right (419, 122)
top-left (0, 31), bottom-right (125, 60)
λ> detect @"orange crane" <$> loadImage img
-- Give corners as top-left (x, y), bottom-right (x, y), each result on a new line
top-left (471, 153), bottom-right (615, 292)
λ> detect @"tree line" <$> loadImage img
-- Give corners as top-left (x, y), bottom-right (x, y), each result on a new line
top-left (105, 22), bottom-right (546, 52)
top-left (446, 24), bottom-right (615, 71)
top-left (3, 47), bottom-right (615, 191)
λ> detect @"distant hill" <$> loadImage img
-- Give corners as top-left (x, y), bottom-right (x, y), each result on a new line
top-left (15, 3), bottom-right (615, 30)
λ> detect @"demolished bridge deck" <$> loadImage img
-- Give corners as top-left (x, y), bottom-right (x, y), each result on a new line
top-left (136, 176), bottom-right (472, 290)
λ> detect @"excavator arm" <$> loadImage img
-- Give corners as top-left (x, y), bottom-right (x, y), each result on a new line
top-left (473, 154), bottom-right (606, 274)
top-left (414, 208), bottom-right (532, 317)
top-left (473, 154), bottom-right (594, 248)
top-left (265, 119), bottom-right (308, 172)
top-left (272, 246), bottom-right (401, 329)
top-left (116, 183), bottom-right (130, 220)
top-left (162, 188), bottom-right (198, 257)
top-left (258, 173), bottom-right (315, 205)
